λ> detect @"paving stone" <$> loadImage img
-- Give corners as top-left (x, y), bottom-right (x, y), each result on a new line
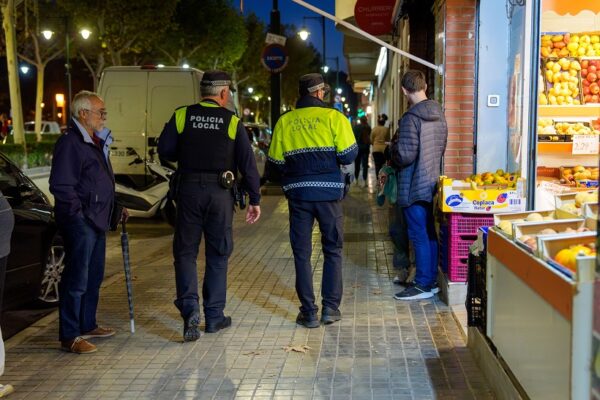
top-left (3, 181), bottom-right (494, 399)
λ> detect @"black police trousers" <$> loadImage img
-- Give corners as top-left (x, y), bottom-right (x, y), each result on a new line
top-left (173, 180), bottom-right (233, 323)
top-left (288, 199), bottom-right (344, 316)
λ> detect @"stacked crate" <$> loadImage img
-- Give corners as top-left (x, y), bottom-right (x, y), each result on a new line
top-left (443, 213), bottom-right (494, 282)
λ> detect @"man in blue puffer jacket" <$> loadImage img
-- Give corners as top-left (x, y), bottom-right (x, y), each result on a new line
top-left (391, 70), bottom-right (448, 300)
top-left (50, 90), bottom-right (125, 354)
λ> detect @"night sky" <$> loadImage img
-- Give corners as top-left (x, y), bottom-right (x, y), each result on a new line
top-left (234, 0), bottom-right (347, 72)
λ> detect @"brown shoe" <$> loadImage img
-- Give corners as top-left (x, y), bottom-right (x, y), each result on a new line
top-left (81, 326), bottom-right (116, 339)
top-left (61, 337), bottom-right (97, 354)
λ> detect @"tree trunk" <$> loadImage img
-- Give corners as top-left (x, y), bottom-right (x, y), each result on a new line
top-left (2, 0), bottom-right (26, 147)
top-left (34, 66), bottom-right (44, 142)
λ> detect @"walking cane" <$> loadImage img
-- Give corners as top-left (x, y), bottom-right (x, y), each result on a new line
top-left (120, 220), bottom-right (135, 333)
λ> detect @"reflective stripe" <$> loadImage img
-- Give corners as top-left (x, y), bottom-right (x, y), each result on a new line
top-left (282, 181), bottom-right (345, 191)
top-left (200, 101), bottom-right (219, 108)
top-left (228, 115), bottom-right (240, 140)
top-left (175, 107), bottom-right (187, 134)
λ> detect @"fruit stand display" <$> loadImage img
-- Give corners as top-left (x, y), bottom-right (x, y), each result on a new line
top-left (437, 171), bottom-right (526, 284)
top-left (486, 208), bottom-right (596, 399)
top-left (536, 32), bottom-right (600, 210)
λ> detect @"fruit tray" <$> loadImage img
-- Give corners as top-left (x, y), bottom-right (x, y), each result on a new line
top-left (538, 231), bottom-right (597, 279)
top-left (493, 210), bottom-right (555, 237)
top-left (580, 58), bottom-right (600, 104)
top-left (512, 219), bottom-right (587, 255)
top-left (542, 57), bottom-right (583, 105)
top-left (555, 190), bottom-right (598, 218)
top-left (584, 202), bottom-right (598, 230)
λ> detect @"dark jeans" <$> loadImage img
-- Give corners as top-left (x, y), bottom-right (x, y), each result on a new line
top-left (389, 202), bottom-right (410, 271)
top-left (288, 199), bottom-right (343, 315)
top-left (354, 147), bottom-right (370, 181)
top-left (58, 217), bottom-right (106, 342)
top-left (372, 152), bottom-right (386, 178)
top-left (173, 181), bottom-right (233, 323)
top-left (402, 202), bottom-right (438, 288)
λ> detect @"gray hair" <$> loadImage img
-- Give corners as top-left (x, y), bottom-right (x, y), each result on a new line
top-left (71, 90), bottom-right (102, 118)
top-left (201, 85), bottom-right (228, 97)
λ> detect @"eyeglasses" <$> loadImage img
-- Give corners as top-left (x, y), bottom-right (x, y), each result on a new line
top-left (84, 109), bottom-right (107, 118)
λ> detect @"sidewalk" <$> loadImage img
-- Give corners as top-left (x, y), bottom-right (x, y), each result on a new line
top-left (3, 180), bottom-right (493, 400)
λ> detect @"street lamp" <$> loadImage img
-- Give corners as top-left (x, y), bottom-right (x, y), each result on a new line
top-left (248, 87), bottom-right (254, 94)
top-left (42, 23), bottom-right (92, 117)
top-left (298, 16), bottom-right (326, 71)
top-left (19, 65), bottom-right (30, 74)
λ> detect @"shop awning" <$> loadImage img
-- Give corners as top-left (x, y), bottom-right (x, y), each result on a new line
top-left (292, 0), bottom-right (443, 79)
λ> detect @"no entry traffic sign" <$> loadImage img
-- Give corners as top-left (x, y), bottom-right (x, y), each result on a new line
top-left (261, 44), bottom-right (289, 73)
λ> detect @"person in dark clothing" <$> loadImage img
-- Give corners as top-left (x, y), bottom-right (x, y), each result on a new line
top-left (353, 116), bottom-right (371, 187)
top-left (0, 190), bottom-right (14, 396)
top-left (391, 70), bottom-right (448, 300)
top-left (50, 90), bottom-right (126, 354)
top-left (158, 70), bottom-right (261, 342)
top-left (268, 73), bottom-right (357, 328)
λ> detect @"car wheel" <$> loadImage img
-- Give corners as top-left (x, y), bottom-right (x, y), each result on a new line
top-left (38, 236), bottom-right (65, 304)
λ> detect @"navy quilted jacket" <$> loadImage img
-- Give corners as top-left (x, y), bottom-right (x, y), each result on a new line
top-left (391, 100), bottom-right (448, 207)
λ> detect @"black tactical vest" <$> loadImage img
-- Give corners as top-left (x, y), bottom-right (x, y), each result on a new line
top-left (176, 102), bottom-right (237, 173)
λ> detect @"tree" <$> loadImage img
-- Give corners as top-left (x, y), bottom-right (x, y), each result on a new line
top-left (57, 0), bottom-right (177, 67)
top-left (156, 0), bottom-right (246, 70)
top-left (17, 1), bottom-right (65, 141)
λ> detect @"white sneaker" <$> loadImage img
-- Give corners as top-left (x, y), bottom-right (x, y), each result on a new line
top-left (0, 384), bottom-right (15, 397)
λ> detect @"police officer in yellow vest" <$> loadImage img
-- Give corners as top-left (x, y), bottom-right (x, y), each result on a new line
top-left (158, 70), bottom-right (261, 341)
top-left (268, 73), bottom-right (357, 328)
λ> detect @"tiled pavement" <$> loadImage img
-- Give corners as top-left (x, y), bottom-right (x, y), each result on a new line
top-left (3, 181), bottom-right (494, 399)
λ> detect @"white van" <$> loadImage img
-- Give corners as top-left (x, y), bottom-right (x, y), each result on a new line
top-left (97, 66), bottom-right (204, 175)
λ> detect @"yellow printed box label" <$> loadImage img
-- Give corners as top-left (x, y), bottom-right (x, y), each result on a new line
top-left (442, 189), bottom-right (525, 213)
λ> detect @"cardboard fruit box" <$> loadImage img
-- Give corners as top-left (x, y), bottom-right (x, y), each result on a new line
top-left (512, 219), bottom-right (587, 256)
top-left (538, 231), bottom-right (597, 280)
top-left (438, 177), bottom-right (526, 214)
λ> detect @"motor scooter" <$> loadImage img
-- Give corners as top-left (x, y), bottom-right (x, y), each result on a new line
top-left (114, 147), bottom-right (176, 226)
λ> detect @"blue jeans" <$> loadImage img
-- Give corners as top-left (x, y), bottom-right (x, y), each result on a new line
top-left (402, 202), bottom-right (438, 288)
top-left (58, 216), bottom-right (106, 342)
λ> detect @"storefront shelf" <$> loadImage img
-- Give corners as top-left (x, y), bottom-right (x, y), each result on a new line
top-left (538, 141), bottom-right (600, 154)
top-left (538, 105), bottom-right (600, 117)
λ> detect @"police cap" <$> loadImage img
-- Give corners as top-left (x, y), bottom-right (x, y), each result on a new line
top-left (299, 73), bottom-right (325, 96)
top-left (201, 70), bottom-right (235, 91)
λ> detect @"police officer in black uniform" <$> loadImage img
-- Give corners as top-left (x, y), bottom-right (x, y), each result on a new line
top-left (158, 71), bottom-right (261, 342)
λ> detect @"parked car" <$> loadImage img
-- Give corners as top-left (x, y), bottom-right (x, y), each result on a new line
top-left (0, 151), bottom-right (64, 311)
top-left (244, 122), bottom-right (272, 179)
top-left (23, 121), bottom-right (61, 135)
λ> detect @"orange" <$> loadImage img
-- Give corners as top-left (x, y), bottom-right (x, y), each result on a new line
top-left (554, 248), bottom-right (577, 272)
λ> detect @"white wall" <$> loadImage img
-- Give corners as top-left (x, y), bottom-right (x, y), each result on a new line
top-left (476, 0), bottom-right (510, 173)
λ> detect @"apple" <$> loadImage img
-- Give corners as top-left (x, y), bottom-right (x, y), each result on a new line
top-left (582, 60), bottom-right (589, 68)
top-left (582, 68), bottom-right (588, 77)
top-left (585, 94), bottom-right (593, 103)
top-left (583, 79), bottom-right (591, 87)
top-left (590, 65), bottom-right (598, 73)
top-left (588, 72), bottom-right (598, 82)
top-left (584, 86), bottom-right (591, 95)
top-left (592, 95), bottom-right (599, 103)
top-left (591, 84), bottom-right (600, 95)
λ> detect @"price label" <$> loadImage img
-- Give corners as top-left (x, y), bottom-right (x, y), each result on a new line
top-left (572, 135), bottom-right (599, 155)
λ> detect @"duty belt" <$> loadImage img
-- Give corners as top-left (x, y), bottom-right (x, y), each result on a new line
top-left (179, 172), bottom-right (220, 183)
